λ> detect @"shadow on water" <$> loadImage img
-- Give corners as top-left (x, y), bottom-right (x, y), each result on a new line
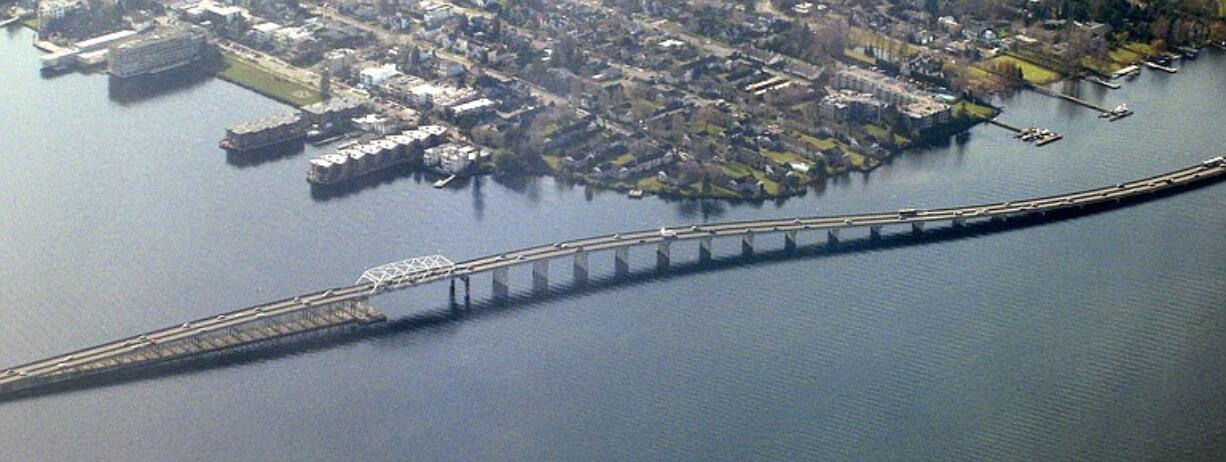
top-left (2, 173), bottom-right (1222, 404)
top-left (38, 67), bottom-right (74, 79)
top-left (308, 164), bottom-right (424, 202)
top-left (107, 65), bottom-right (214, 106)
top-left (224, 141), bottom-right (305, 168)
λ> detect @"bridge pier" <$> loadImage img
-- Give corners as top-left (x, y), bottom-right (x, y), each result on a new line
top-left (742, 232), bottom-right (755, 257)
top-left (870, 225), bottom-right (882, 240)
top-left (657, 241), bottom-right (671, 271)
top-left (532, 260), bottom-right (549, 292)
top-left (784, 230), bottom-right (798, 252)
top-left (492, 267), bottom-right (509, 300)
top-left (573, 251), bottom-right (588, 285)
top-left (462, 275), bottom-right (471, 308)
top-left (699, 237), bottom-right (713, 262)
top-left (827, 229), bottom-right (840, 245)
top-left (911, 222), bottom-right (924, 234)
top-left (615, 247), bottom-right (629, 276)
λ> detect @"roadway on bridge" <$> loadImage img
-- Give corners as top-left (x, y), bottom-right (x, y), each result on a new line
top-left (2, 157), bottom-right (1223, 395)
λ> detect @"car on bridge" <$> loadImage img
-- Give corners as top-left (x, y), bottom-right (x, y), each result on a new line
top-left (660, 228), bottom-right (678, 240)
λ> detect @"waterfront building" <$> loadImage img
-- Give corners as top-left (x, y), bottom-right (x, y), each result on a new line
top-left (37, 0), bottom-right (81, 22)
top-left (221, 113), bottom-right (306, 151)
top-left (301, 96), bottom-right (367, 126)
top-left (819, 90), bottom-right (886, 123)
top-left (423, 142), bottom-right (488, 175)
top-left (833, 67), bottom-right (951, 135)
top-left (108, 27), bottom-right (206, 79)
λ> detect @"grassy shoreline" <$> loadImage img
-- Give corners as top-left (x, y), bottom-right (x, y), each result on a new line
top-left (215, 52), bottom-right (321, 107)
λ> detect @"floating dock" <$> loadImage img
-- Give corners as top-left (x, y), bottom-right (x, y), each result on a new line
top-left (1111, 65), bottom-right (1140, 79)
top-left (433, 175), bottom-right (457, 188)
top-left (1144, 61), bottom-right (1178, 74)
top-left (1085, 76), bottom-right (1121, 89)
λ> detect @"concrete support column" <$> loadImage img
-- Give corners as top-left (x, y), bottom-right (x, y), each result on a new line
top-left (492, 267), bottom-right (509, 300)
top-left (449, 278), bottom-right (456, 305)
top-left (615, 247), bottom-right (630, 276)
top-left (742, 232), bottom-right (755, 257)
top-left (911, 222), bottom-right (924, 234)
top-left (699, 237), bottom-right (713, 262)
top-left (532, 259), bottom-right (549, 292)
top-left (573, 251), bottom-right (588, 284)
top-left (870, 225), bottom-right (882, 240)
top-left (462, 275), bottom-right (470, 307)
top-left (657, 241), bottom-right (671, 271)
top-left (784, 230), bottom-right (798, 252)
top-left (827, 229), bottom-right (840, 245)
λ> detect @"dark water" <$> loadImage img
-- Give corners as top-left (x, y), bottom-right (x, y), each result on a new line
top-left (2, 25), bottom-right (1225, 460)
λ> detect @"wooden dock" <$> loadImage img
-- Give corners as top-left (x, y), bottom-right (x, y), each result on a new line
top-left (1028, 85), bottom-right (1112, 113)
top-left (987, 118), bottom-right (1022, 133)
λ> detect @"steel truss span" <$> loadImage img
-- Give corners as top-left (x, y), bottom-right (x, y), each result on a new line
top-left (357, 255), bottom-right (455, 287)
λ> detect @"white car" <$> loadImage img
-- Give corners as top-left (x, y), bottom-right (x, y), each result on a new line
top-left (659, 228), bottom-right (678, 239)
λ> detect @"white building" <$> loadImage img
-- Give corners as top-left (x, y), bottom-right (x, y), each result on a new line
top-left (273, 26), bottom-right (312, 48)
top-left (38, 0), bottom-right (82, 21)
top-left (251, 22), bottom-right (282, 43)
top-left (420, 1), bottom-right (454, 27)
top-left (359, 63), bottom-right (401, 88)
top-left (323, 48), bottom-right (356, 72)
top-left (423, 142), bottom-right (488, 175)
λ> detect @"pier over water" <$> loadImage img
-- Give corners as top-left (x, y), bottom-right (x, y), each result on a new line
top-left (2, 157), bottom-right (1223, 400)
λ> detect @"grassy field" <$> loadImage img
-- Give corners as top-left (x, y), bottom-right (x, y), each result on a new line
top-left (217, 53), bottom-right (320, 107)
top-left (794, 132), bottom-right (837, 150)
top-left (1083, 42), bottom-right (1159, 74)
top-left (848, 27), bottom-right (919, 59)
top-left (953, 100), bottom-right (997, 120)
top-left (843, 48), bottom-right (876, 66)
top-left (985, 55), bottom-right (1062, 84)
top-left (20, 16), bottom-right (38, 30)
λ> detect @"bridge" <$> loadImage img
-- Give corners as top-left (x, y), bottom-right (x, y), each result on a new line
top-left (1, 157), bottom-right (1223, 398)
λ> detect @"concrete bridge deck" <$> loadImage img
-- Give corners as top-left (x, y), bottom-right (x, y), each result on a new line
top-left (1, 157), bottom-right (1223, 398)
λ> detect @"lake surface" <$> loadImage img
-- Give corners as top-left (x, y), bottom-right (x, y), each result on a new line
top-left (1, 26), bottom-right (1224, 461)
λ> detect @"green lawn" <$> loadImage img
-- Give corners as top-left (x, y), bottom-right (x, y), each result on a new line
top-left (217, 53), bottom-right (320, 107)
top-left (844, 48), bottom-right (876, 66)
top-left (761, 149), bottom-right (808, 165)
top-left (611, 152), bottom-right (637, 167)
top-left (863, 124), bottom-right (890, 141)
top-left (21, 17), bottom-right (38, 30)
top-left (985, 55), bottom-right (1062, 84)
top-left (541, 154), bottom-right (563, 171)
top-left (795, 132), bottom-right (837, 150)
top-left (953, 100), bottom-right (997, 120)
top-left (848, 28), bottom-right (919, 59)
